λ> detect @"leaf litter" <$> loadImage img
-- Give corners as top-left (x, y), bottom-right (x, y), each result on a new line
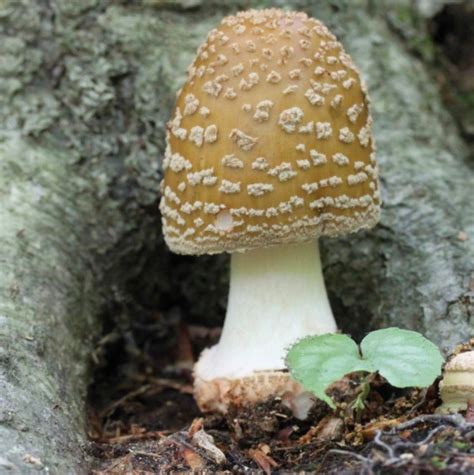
top-left (87, 323), bottom-right (474, 474)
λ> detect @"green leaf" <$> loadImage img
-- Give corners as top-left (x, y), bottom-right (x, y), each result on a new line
top-left (285, 333), bottom-right (375, 408)
top-left (360, 328), bottom-right (444, 388)
top-left (285, 328), bottom-right (444, 408)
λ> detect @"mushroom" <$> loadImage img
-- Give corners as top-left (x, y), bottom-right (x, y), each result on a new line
top-left (438, 350), bottom-right (474, 414)
top-left (160, 8), bottom-right (381, 412)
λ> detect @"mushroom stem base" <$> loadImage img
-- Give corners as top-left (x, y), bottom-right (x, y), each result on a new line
top-left (194, 241), bottom-right (336, 391)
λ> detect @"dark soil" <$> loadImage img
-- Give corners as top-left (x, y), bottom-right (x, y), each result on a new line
top-left (87, 323), bottom-right (474, 474)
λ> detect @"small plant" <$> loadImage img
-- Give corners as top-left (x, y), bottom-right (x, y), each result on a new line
top-left (285, 327), bottom-right (444, 410)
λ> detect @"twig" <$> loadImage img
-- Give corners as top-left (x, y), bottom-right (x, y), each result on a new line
top-left (129, 449), bottom-right (163, 459)
top-left (406, 388), bottom-right (429, 416)
top-left (393, 413), bottom-right (471, 431)
top-left (99, 384), bottom-right (151, 418)
top-left (324, 449), bottom-right (374, 475)
top-left (102, 430), bottom-right (169, 444)
top-left (373, 430), bottom-right (395, 459)
top-left (418, 424), bottom-right (447, 444)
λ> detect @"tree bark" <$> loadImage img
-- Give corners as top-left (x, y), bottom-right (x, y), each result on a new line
top-left (0, 0), bottom-right (472, 472)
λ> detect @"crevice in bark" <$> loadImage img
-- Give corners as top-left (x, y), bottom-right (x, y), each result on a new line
top-left (0, 0), bottom-right (472, 472)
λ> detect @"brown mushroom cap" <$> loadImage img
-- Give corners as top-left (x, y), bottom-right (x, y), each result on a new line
top-left (160, 9), bottom-right (381, 255)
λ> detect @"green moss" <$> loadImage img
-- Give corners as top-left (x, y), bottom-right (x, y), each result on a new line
top-left (387, 4), bottom-right (436, 62)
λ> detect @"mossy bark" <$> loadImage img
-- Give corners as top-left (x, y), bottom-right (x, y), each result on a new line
top-left (0, 0), bottom-right (472, 472)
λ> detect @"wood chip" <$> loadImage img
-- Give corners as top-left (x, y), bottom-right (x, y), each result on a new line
top-left (361, 417), bottom-right (407, 440)
top-left (182, 447), bottom-right (205, 470)
top-left (248, 448), bottom-right (278, 475)
top-left (188, 418), bottom-right (203, 437)
top-left (298, 416), bottom-right (343, 444)
top-left (192, 429), bottom-right (226, 464)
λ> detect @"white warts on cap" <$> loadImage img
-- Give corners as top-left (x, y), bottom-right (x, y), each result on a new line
top-left (266, 70), bottom-right (282, 83)
top-left (204, 125), bottom-right (218, 143)
top-left (314, 66), bottom-right (325, 75)
top-left (247, 183), bottom-right (274, 196)
top-left (187, 168), bottom-right (215, 186)
top-left (343, 78), bottom-right (355, 89)
top-left (189, 126), bottom-right (204, 147)
top-left (199, 106), bottom-right (210, 117)
top-left (229, 129), bottom-right (259, 151)
top-left (347, 103), bottom-right (364, 123)
top-left (268, 162), bottom-right (297, 182)
top-left (239, 72), bottom-right (260, 91)
top-left (339, 127), bottom-right (355, 144)
top-left (301, 182), bottom-right (319, 194)
top-left (331, 95), bottom-right (343, 108)
top-left (252, 157), bottom-right (269, 170)
top-left (289, 69), bottom-right (302, 79)
top-left (347, 172), bottom-right (368, 185)
top-left (253, 100), bottom-right (274, 123)
top-left (299, 121), bottom-right (314, 134)
top-left (304, 89), bottom-right (324, 106)
top-left (222, 154), bottom-right (244, 168)
top-left (358, 124), bottom-right (371, 147)
top-left (309, 150), bottom-right (327, 166)
top-left (161, 8), bottom-right (379, 257)
top-left (202, 80), bottom-right (223, 97)
top-left (219, 179), bottom-right (241, 194)
top-left (231, 63), bottom-right (245, 76)
top-left (224, 87), bottom-right (237, 100)
top-left (315, 122), bottom-right (332, 139)
top-left (168, 153), bottom-right (192, 173)
top-left (282, 84), bottom-right (299, 95)
top-left (332, 153), bottom-right (350, 166)
top-left (296, 159), bottom-right (311, 169)
top-left (183, 94), bottom-right (200, 116)
top-left (278, 107), bottom-right (304, 133)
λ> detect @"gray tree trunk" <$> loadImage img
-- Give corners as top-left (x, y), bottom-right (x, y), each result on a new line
top-left (0, 0), bottom-right (472, 472)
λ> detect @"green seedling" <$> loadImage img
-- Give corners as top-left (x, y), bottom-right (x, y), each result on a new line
top-left (285, 327), bottom-right (444, 410)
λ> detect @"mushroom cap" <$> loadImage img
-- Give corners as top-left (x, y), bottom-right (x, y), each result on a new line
top-left (438, 350), bottom-right (474, 413)
top-left (160, 8), bottom-right (381, 255)
top-left (443, 350), bottom-right (474, 373)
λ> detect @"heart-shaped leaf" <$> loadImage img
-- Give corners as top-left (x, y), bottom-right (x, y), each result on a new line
top-left (360, 328), bottom-right (444, 388)
top-left (285, 333), bottom-right (375, 408)
top-left (286, 328), bottom-right (444, 408)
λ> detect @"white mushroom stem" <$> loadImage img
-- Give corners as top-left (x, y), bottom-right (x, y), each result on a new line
top-left (194, 241), bottom-right (337, 381)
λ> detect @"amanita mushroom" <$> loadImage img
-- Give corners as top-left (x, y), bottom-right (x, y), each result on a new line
top-left (438, 350), bottom-right (474, 414)
top-left (160, 9), bottom-right (381, 412)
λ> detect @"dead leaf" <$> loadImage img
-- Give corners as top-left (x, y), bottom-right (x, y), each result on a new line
top-left (182, 447), bottom-right (205, 470)
top-left (298, 416), bottom-right (343, 444)
top-left (248, 448), bottom-right (278, 475)
top-left (361, 417), bottom-right (406, 440)
top-left (316, 417), bottom-right (344, 442)
top-left (188, 417), bottom-right (203, 437)
top-left (192, 429), bottom-right (226, 464)
top-left (175, 323), bottom-right (194, 370)
top-left (259, 443), bottom-right (271, 454)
